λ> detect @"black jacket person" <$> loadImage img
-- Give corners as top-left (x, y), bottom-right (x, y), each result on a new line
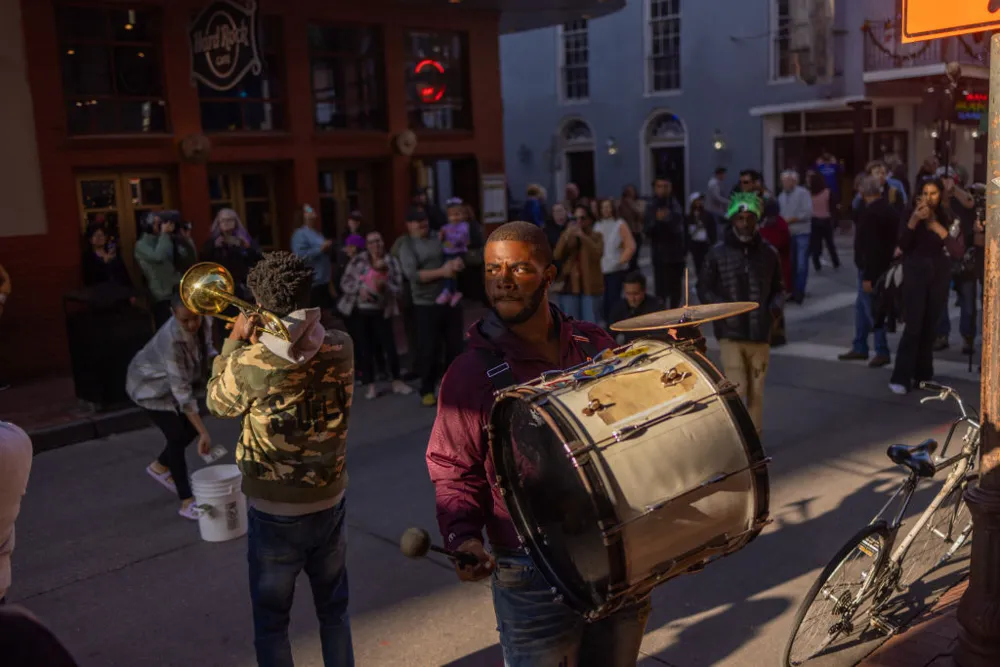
top-left (698, 193), bottom-right (783, 434)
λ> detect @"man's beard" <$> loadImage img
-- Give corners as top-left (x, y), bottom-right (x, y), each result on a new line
top-left (491, 282), bottom-right (548, 325)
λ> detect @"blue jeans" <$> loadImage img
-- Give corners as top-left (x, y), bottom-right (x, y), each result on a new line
top-left (958, 278), bottom-right (980, 340)
top-left (852, 271), bottom-right (890, 358)
top-left (938, 278), bottom-right (980, 340)
top-left (791, 233), bottom-right (811, 299)
top-left (556, 293), bottom-right (601, 325)
top-left (248, 498), bottom-right (353, 667)
top-left (491, 554), bottom-right (650, 667)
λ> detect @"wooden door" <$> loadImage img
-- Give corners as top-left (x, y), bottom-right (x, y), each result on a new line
top-left (318, 164), bottom-right (374, 240)
top-left (76, 171), bottom-right (173, 285)
top-left (208, 168), bottom-right (279, 249)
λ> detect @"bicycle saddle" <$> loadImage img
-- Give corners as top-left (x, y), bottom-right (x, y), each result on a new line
top-left (886, 438), bottom-right (938, 478)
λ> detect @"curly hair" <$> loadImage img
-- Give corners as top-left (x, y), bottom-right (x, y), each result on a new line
top-left (247, 251), bottom-right (314, 317)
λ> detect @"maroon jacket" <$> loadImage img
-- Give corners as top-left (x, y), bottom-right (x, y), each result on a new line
top-left (426, 306), bottom-right (614, 552)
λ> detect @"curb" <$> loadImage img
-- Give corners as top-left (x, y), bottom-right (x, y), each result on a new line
top-left (28, 407), bottom-right (150, 455)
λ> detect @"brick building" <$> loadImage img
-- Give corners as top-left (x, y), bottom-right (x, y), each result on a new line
top-left (0, 0), bottom-right (622, 381)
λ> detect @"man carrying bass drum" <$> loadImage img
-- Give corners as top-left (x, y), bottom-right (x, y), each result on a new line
top-left (426, 221), bottom-right (651, 667)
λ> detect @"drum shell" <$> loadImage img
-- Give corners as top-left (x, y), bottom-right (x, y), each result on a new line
top-left (492, 339), bottom-right (769, 618)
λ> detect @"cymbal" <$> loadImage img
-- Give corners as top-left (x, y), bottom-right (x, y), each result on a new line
top-left (610, 302), bottom-right (759, 332)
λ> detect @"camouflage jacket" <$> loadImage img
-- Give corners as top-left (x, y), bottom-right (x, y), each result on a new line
top-left (206, 308), bottom-right (354, 504)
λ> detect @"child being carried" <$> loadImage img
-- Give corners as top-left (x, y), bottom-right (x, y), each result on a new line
top-left (437, 197), bottom-right (470, 307)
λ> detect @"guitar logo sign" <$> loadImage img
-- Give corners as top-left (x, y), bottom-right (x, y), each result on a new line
top-left (189, 0), bottom-right (262, 92)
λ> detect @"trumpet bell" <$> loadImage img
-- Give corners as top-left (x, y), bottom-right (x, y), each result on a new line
top-left (180, 263), bottom-right (236, 317)
top-left (179, 262), bottom-right (291, 341)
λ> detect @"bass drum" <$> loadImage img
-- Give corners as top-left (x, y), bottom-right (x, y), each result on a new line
top-left (489, 338), bottom-right (769, 620)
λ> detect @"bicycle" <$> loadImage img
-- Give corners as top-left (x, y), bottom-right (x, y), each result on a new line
top-left (782, 381), bottom-right (980, 667)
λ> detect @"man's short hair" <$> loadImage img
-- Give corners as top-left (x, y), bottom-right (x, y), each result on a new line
top-left (247, 251), bottom-right (314, 317)
top-left (406, 208), bottom-right (428, 223)
top-left (715, 167), bottom-right (728, 176)
top-left (486, 221), bottom-right (554, 267)
top-left (866, 160), bottom-right (887, 173)
top-left (623, 271), bottom-right (646, 289)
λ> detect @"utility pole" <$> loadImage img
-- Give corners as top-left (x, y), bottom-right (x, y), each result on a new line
top-left (955, 31), bottom-right (1000, 667)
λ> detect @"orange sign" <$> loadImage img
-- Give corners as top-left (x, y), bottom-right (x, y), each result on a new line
top-left (902, 0), bottom-right (1000, 43)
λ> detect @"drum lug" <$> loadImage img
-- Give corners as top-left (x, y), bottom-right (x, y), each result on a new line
top-left (660, 367), bottom-right (692, 388)
top-left (553, 595), bottom-right (564, 604)
top-left (582, 398), bottom-right (610, 417)
top-left (718, 379), bottom-right (738, 394)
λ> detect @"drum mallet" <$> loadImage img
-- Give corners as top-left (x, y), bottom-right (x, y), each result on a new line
top-left (400, 527), bottom-right (479, 567)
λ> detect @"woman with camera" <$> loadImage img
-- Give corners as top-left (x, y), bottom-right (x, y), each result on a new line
top-left (889, 178), bottom-right (963, 395)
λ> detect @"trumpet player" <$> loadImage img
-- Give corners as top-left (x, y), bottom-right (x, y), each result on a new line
top-left (205, 251), bottom-right (356, 667)
top-left (126, 290), bottom-right (217, 520)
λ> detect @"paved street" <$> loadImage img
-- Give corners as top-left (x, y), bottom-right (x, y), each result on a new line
top-left (8, 241), bottom-right (980, 667)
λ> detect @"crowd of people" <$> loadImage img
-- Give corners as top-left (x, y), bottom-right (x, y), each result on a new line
top-left (0, 147), bottom-right (988, 667)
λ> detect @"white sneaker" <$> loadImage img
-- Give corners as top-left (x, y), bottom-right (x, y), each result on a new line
top-left (392, 380), bottom-right (413, 395)
top-left (364, 384), bottom-right (378, 400)
top-left (889, 383), bottom-right (908, 395)
top-left (178, 502), bottom-right (200, 521)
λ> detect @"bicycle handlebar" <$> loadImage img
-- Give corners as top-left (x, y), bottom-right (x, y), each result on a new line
top-left (918, 381), bottom-right (977, 420)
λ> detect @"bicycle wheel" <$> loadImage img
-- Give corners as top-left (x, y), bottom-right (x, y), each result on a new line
top-left (897, 473), bottom-right (975, 590)
top-left (783, 522), bottom-right (892, 667)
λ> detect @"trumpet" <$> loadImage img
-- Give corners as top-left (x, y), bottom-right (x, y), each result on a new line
top-left (179, 262), bottom-right (290, 341)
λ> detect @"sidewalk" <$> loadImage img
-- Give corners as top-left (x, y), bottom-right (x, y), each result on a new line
top-left (1, 302), bottom-right (490, 449)
top-left (857, 579), bottom-right (968, 667)
top-left (0, 375), bottom-right (148, 452)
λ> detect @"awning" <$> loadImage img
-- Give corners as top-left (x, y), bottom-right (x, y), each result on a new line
top-left (749, 95), bottom-right (925, 117)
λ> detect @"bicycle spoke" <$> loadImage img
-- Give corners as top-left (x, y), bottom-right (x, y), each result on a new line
top-left (898, 479), bottom-right (973, 591)
top-left (787, 532), bottom-right (887, 666)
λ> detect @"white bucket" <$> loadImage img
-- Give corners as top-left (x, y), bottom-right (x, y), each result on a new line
top-left (191, 464), bottom-right (247, 542)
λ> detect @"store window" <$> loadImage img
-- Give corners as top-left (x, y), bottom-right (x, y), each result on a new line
top-left (57, 5), bottom-right (168, 135)
top-left (404, 29), bottom-right (470, 130)
top-left (198, 16), bottom-right (286, 132)
top-left (309, 24), bottom-right (386, 131)
top-left (208, 170), bottom-right (278, 248)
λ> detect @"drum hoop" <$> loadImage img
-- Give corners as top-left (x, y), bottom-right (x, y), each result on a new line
top-left (489, 387), bottom-right (627, 617)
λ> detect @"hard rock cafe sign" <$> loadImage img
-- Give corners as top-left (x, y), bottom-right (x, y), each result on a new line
top-left (189, 0), bottom-right (262, 92)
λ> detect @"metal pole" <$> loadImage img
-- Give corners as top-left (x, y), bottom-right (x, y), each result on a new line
top-left (955, 31), bottom-right (1000, 667)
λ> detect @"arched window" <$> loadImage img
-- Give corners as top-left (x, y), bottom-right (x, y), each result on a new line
top-left (563, 119), bottom-right (593, 146)
top-left (646, 113), bottom-right (685, 144)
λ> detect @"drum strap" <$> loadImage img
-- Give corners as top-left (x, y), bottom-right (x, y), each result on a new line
top-left (478, 322), bottom-right (599, 393)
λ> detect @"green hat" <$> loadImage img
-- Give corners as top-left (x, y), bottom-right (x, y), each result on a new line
top-left (726, 192), bottom-right (763, 219)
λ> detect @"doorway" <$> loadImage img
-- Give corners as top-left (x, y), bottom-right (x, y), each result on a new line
top-left (642, 111), bottom-right (688, 203)
top-left (650, 146), bottom-right (685, 202)
top-left (557, 118), bottom-right (597, 200)
top-left (76, 172), bottom-right (174, 285)
top-left (566, 150), bottom-right (596, 200)
top-left (318, 164), bottom-right (374, 241)
top-left (208, 168), bottom-right (280, 249)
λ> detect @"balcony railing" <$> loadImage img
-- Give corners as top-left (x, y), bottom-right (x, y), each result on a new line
top-left (773, 30), bottom-right (847, 81)
top-left (862, 18), bottom-right (990, 72)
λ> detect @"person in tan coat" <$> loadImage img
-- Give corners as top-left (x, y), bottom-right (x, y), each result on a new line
top-left (553, 205), bottom-right (604, 324)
